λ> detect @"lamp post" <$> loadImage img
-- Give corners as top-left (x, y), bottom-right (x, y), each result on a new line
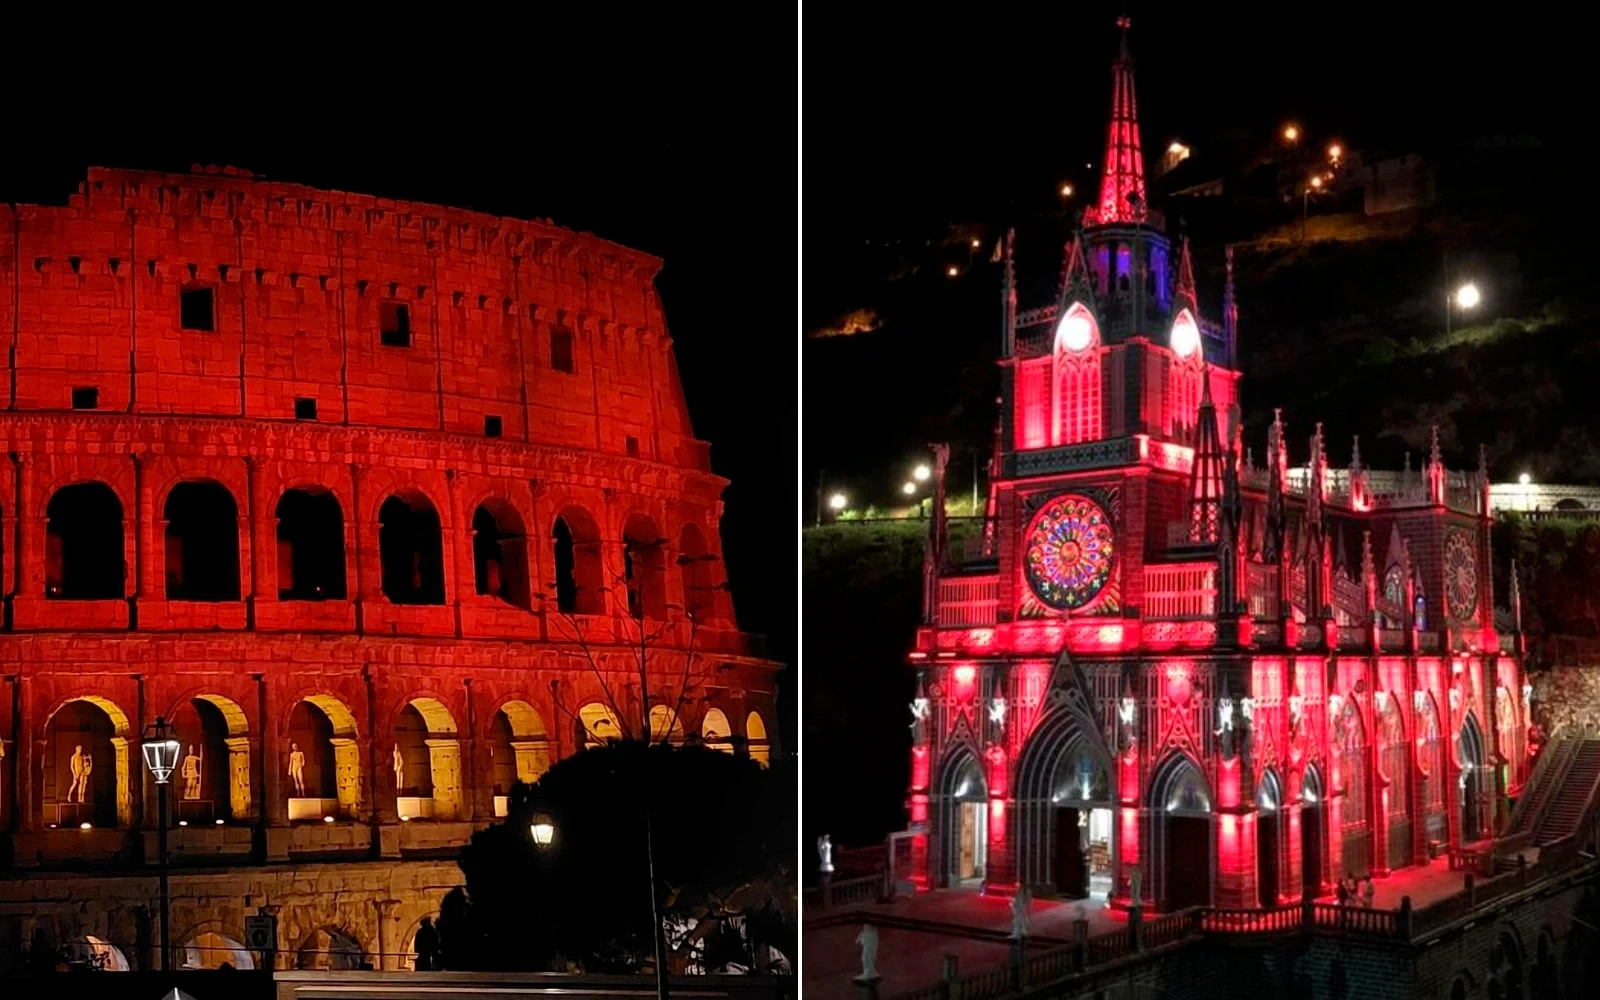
top-left (1446, 281), bottom-right (1480, 339)
top-left (140, 717), bottom-right (181, 971)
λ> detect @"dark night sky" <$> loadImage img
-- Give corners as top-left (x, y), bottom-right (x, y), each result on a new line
top-left (3, 25), bottom-right (798, 732)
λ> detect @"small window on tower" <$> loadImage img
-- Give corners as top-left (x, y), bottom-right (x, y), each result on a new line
top-left (551, 328), bottom-right (575, 374)
top-left (180, 285), bottom-right (215, 331)
top-left (71, 386), bottom-right (99, 410)
top-left (484, 415), bottom-right (503, 438)
top-left (380, 302), bottom-right (411, 347)
top-left (626, 435), bottom-right (640, 458)
top-left (294, 397), bottom-right (318, 420)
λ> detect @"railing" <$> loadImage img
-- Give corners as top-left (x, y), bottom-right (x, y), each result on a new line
top-left (1024, 944), bottom-right (1077, 985)
top-left (1502, 735), bottom-right (1574, 840)
top-left (1143, 563), bottom-right (1216, 619)
top-left (938, 575), bottom-right (999, 627)
top-left (1084, 926), bottom-right (1133, 967)
top-left (1140, 909), bottom-right (1201, 949)
top-left (1448, 847), bottom-right (1494, 876)
top-left (1306, 901), bottom-right (1397, 936)
top-left (1202, 905), bottom-right (1302, 934)
top-left (801, 873), bottom-right (883, 911)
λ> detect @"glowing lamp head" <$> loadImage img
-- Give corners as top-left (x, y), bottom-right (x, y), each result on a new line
top-left (946, 265), bottom-right (959, 278)
top-left (1282, 124), bottom-right (1300, 143)
top-left (1327, 142), bottom-right (1343, 160)
top-left (1170, 310), bottom-right (1201, 359)
top-left (913, 464), bottom-right (931, 482)
top-left (1518, 472), bottom-right (1531, 486)
top-left (140, 717), bottom-right (182, 784)
top-left (323, 815), bottom-right (335, 824)
top-left (1060, 183), bottom-right (1074, 197)
top-left (902, 481), bottom-right (916, 496)
top-left (828, 492), bottom-right (848, 511)
top-left (530, 817), bottom-right (555, 847)
top-left (1455, 282), bottom-right (1481, 310)
top-left (80, 822), bottom-right (92, 831)
top-left (1309, 175), bottom-right (1324, 190)
top-left (970, 238), bottom-right (981, 249)
top-left (1057, 310), bottom-right (1095, 352)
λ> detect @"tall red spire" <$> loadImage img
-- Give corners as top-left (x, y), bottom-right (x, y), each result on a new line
top-left (1085, 16), bottom-right (1147, 227)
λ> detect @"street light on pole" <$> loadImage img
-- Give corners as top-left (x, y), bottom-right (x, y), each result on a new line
top-left (140, 717), bottom-right (181, 971)
top-left (1446, 281), bottom-right (1481, 339)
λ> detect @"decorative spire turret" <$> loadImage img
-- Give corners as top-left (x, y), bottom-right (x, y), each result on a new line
top-left (1223, 245), bottom-right (1239, 367)
top-left (1427, 425), bottom-right (1446, 505)
top-left (1305, 424), bottom-right (1330, 620)
top-left (1350, 435), bottom-right (1371, 510)
top-left (1264, 409), bottom-right (1286, 563)
top-left (1002, 228), bottom-right (1017, 357)
top-left (1085, 16), bottom-right (1148, 227)
top-left (1187, 363), bottom-right (1225, 544)
top-left (1509, 558), bottom-right (1523, 634)
top-left (1175, 237), bottom-right (1198, 312)
top-left (1361, 530), bottom-right (1377, 621)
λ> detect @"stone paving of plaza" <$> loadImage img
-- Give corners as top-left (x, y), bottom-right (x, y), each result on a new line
top-left (803, 855), bottom-right (1481, 1000)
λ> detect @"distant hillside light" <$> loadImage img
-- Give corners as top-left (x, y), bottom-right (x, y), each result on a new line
top-left (1061, 183), bottom-right (1075, 197)
top-left (913, 464), bottom-right (931, 482)
top-left (1328, 142), bottom-right (1343, 161)
top-left (970, 238), bottom-right (981, 249)
top-left (828, 492), bottom-right (849, 511)
top-left (1282, 123), bottom-right (1300, 143)
top-left (902, 482), bottom-right (917, 496)
top-left (1455, 283), bottom-right (1481, 310)
top-left (1519, 473), bottom-right (1532, 486)
top-left (947, 265), bottom-right (960, 277)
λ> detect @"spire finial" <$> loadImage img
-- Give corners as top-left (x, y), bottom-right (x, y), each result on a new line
top-left (1429, 426), bottom-right (1442, 467)
top-left (1087, 17), bottom-right (1146, 227)
top-left (1350, 434), bottom-right (1362, 471)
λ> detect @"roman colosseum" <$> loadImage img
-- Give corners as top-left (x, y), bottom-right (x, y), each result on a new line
top-left (0, 165), bottom-right (780, 971)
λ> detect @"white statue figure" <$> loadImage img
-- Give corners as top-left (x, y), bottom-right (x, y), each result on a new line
top-left (288, 742), bottom-right (307, 797)
top-left (817, 834), bottom-right (835, 873)
top-left (181, 744), bottom-right (202, 801)
top-left (68, 745), bottom-right (92, 804)
top-left (1010, 888), bottom-right (1031, 940)
top-left (393, 743), bottom-right (405, 792)
top-left (1129, 865), bottom-right (1143, 909)
top-left (855, 923), bottom-right (879, 981)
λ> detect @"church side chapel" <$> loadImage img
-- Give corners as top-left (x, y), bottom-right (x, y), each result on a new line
top-left (906, 21), bottom-right (1529, 913)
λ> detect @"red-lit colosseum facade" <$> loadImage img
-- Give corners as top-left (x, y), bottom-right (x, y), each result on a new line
top-left (0, 165), bottom-right (779, 972)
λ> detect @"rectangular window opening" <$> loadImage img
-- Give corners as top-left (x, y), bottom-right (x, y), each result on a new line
top-left (626, 435), bottom-right (640, 458)
top-left (484, 415), bottom-right (503, 438)
top-left (71, 386), bottom-right (99, 410)
top-left (294, 397), bottom-right (318, 420)
top-left (180, 285), bottom-right (215, 332)
top-left (551, 328), bottom-right (575, 374)
top-left (380, 302), bottom-right (412, 347)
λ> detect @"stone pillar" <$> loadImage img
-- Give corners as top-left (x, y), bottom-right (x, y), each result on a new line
top-left (225, 736), bottom-right (252, 821)
top-left (331, 737), bottom-right (361, 819)
top-left (425, 738), bottom-right (463, 821)
top-left (445, 469), bottom-right (463, 636)
top-left (17, 454), bottom-right (40, 598)
top-left (259, 674), bottom-right (286, 828)
top-left (349, 463), bottom-right (369, 629)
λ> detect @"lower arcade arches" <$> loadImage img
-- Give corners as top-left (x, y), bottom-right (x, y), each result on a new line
top-left (166, 694), bottom-right (252, 823)
top-left (1150, 753), bottom-right (1212, 911)
top-left (746, 710), bottom-right (771, 766)
top-left (1014, 709), bottom-right (1114, 897)
top-left (702, 707), bottom-right (734, 752)
top-left (42, 696), bottom-right (133, 829)
top-left (489, 700), bottom-right (551, 816)
top-left (180, 928), bottom-right (255, 970)
top-left (939, 745), bottom-right (989, 886)
top-left (394, 698), bottom-right (463, 822)
top-left (295, 926), bottom-right (366, 971)
top-left (286, 695), bottom-right (361, 821)
top-left (62, 935), bottom-right (130, 972)
top-left (649, 704), bottom-right (687, 745)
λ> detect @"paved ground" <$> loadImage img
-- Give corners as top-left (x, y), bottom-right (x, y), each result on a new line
top-left (803, 857), bottom-right (1476, 999)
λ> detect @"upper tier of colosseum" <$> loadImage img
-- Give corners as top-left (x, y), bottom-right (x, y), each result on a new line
top-left (0, 166), bottom-right (706, 472)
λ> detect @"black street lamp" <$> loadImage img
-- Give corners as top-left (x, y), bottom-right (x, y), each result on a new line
top-left (140, 717), bottom-right (181, 971)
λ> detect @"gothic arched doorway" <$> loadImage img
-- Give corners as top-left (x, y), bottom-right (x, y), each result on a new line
top-left (1153, 754), bottom-right (1212, 910)
top-left (1258, 769), bottom-right (1283, 908)
top-left (1014, 709), bottom-right (1113, 898)
top-left (1334, 698), bottom-right (1372, 879)
top-left (1378, 693), bottom-right (1410, 871)
top-left (1417, 693), bottom-right (1446, 848)
top-left (1459, 714), bottom-right (1487, 843)
top-left (940, 748), bottom-right (988, 887)
top-left (1301, 765), bottom-right (1325, 896)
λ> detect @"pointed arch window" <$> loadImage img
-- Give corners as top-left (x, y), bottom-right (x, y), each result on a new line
top-left (1165, 309), bottom-right (1205, 440)
top-left (1051, 302), bottom-right (1102, 446)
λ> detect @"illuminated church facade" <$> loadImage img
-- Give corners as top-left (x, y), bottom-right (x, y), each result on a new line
top-left (908, 22), bottom-right (1527, 912)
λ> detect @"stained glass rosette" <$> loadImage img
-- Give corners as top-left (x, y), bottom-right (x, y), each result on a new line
top-left (1443, 531), bottom-right (1477, 621)
top-left (1023, 494), bottom-right (1116, 612)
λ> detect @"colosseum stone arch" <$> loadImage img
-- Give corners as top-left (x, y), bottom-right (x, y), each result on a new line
top-left (0, 166), bottom-right (779, 970)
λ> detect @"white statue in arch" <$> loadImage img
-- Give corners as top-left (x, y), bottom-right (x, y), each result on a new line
top-left (393, 743), bottom-right (405, 793)
top-left (855, 923), bottom-right (879, 981)
top-left (817, 834), bottom-right (835, 873)
top-left (68, 744), bottom-right (92, 804)
top-left (181, 744), bottom-right (202, 801)
top-left (1129, 865), bottom-right (1143, 910)
top-left (288, 742), bottom-right (307, 797)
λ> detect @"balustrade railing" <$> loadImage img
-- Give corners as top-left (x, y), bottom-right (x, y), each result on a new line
top-left (937, 574), bottom-right (1000, 627)
top-left (1143, 563), bottom-right (1216, 619)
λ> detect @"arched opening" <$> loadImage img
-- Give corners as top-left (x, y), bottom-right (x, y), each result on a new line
top-left (1154, 754), bottom-right (1212, 910)
top-left (1014, 709), bottom-right (1112, 898)
top-left (61, 936), bottom-right (130, 972)
top-left (940, 749), bottom-right (988, 886)
top-left (1258, 769), bottom-right (1283, 908)
top-left (44, 696), bottom-right (130, 829)
top-left (295, 927), bottom-right (364, 971)
top-left (1493, 930), bottom-right (1525, 1000)
top-left (395, 698), bottom-right (462, 822)
top-left (1301, 765), bottom-right (1325, 896)
top-left (649, 705), bottom-right (686, 745)
top-left (579, 702), bottom-right (625, 747)
top-left (702, 708), bottom-right (734, 753)
top-left (1533, 930), bottom-right (1559, 997)
top-left (677, 524), bottom-right (716, 618)
top-left (746, 711), bottom-right (771, 767)
top-left (1555, 498), bottom-right (1586, 511)
top-left (1417, 693), bottom-right (1447, 847)
top-left (276, 487), bottom-right (346, 600)
top-left (490, 700), bottom-right (550, 816)
top-left (551, 508), bottom-right (603, 615)
top-left (168, 695), bottom-right (249, 824)
top-left (473, 502), bottom-right (529, 609)
top-left (1460, 713), bottom-right (1487, 843)
top-left (1378, 694), bottom-right (1410, 870)
top-left (1334, 698), bottom-right (1372, 878)
top-left (623, 514), bottom-right (667, 620)
top-left (182, 931), bottom-right (254, 970)
top-left (45, 482), bottom-right (124, 599)
top-left (378, 493), bottom-right (445, 605)
top-left (1051, 302), bottom-right (1102, 446)
top-left (287, 696), bottom-right (360, 821)
top-left (163, 480), bottom-right (240, 601)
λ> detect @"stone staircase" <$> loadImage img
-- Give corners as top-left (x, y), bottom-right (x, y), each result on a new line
top-left (1503, 737), bottom-right (1576, 841)
top-left (1531, 739), bottom-right (1600, 845)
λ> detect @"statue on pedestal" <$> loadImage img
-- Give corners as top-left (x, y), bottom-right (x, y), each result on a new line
top-left (393, 744), bottom-right (406, 794)
top-left (68, 745), bottom-right (92, 803)
top-left (854, 923), bottom-right (879, 981)
top-left (181, 744), bottom-right (202, 801)
top-left (288, 742), bottom-right (307, 797)
top-left (1010, 888), bottom-right (1032, 940)
top-left (817, 834), bottom-right (835, 874)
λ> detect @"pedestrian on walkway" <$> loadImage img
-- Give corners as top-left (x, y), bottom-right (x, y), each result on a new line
top-left (1335, 878), bottom-right (1349, 906)
top-left (1361, 878), bottom-right (1376, 909)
